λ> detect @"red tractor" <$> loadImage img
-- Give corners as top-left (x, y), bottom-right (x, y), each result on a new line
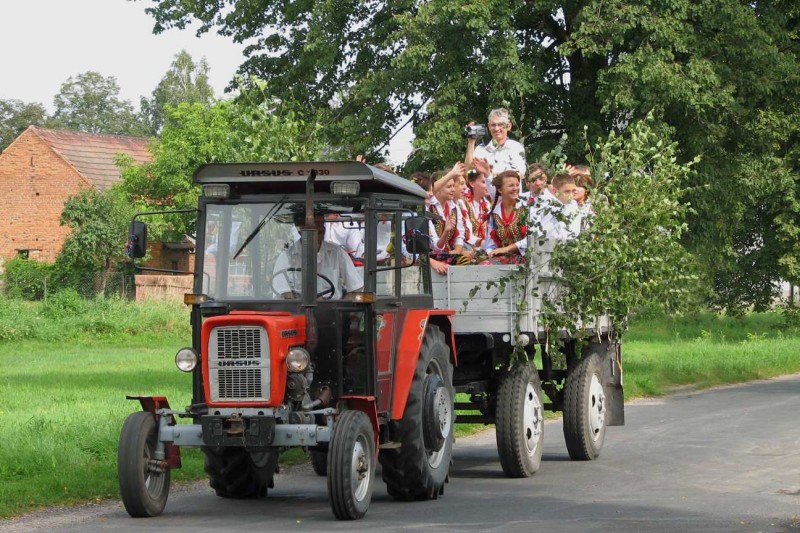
top-left (119, 162), bottom-right (456, 519)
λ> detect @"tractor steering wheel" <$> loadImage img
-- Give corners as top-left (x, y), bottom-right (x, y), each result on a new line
top-left (271, 267), bottom-right (337, 300)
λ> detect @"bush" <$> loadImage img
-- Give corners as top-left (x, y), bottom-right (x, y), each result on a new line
top-left (2, 258), bottom-right (54, 300)
top-left (42, 289), bottom-right (86, 319)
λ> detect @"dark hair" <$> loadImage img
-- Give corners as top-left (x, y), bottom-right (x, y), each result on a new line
top-left (486, 170), bottom-right (521, 220)
top-left (410, 171), bottom-right (432, 192)
top-left (466, 168), bottom-right (482, 196)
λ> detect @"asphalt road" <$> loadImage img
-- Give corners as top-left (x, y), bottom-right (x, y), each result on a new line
top-left (5, 375), bottom-right (800, 533)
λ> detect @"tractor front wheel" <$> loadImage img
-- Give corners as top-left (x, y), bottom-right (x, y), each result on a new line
top-left (203, 447), bottom-right (278, 498)
top-left (117, 411), bottom-right (171, 517)
top-left (328, 410), bottom-right (375, 520)
top-left (380, 324), bottom-right (454, 501)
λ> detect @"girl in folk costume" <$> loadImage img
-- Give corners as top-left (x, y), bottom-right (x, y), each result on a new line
top-left (429, 167), bottom-right (474, 264)
top-left (480, 170), bottom-right (529, 265)
top-left (464, 168), bottom-right (491, 250)
top-left (453, 173), bottom-right (472, 245)
top-left (409, 172), bottom-right (449, 275)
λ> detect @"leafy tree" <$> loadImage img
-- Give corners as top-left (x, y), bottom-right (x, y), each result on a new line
top-left (0, 99), bottom-right (49, 152)
top-left (119, 85), bottom-right (329, 238)
top-left (544, 117), bottom-right (699, 340)
top-left (56, 186), bottom-right (134, 294)
top-left (141, 0), bottom-right (800, 310)
top-left (51, 72), bottom-right (146, 136)
top-left (140, 50), bottom-right (215, 135)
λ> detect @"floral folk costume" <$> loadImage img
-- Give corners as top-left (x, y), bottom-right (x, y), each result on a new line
top-left (480, 200), bottom-right (529, 265)
top-left (429, 197), bottom-right (472, 265)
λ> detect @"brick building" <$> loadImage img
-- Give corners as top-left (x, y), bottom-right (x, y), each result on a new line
top-left (0, 126), bottom-right (152, 262)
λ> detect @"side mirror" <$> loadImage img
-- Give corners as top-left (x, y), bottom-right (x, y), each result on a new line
top-left (404, 215), bottom-right (430, 255)
top-left (128, 220), bottom-right (148, 258)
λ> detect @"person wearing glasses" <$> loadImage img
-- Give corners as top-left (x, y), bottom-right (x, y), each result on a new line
top-left (520, 162), bottom-right (549, 205)
top-left (464, 107), bottom-right (527, 197)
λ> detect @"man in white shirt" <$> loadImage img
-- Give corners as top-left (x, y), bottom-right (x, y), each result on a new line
top-left (325, 217), bottom-right (364, 259)
top-left (273, 215), bottom-right (363, 299)
top-left (465, 107), bottom-right (527, 196)
top-left (530, 173), bottom-right (581, 243)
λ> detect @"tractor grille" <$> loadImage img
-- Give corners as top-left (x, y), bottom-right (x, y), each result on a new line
top-left (208, 326), bottom-right (270, 402)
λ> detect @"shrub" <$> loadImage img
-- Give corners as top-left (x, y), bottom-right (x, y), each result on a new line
top-left (42, 289), bottom-right (86, 319)
top-left (2, 258), bottom-right (54, 300)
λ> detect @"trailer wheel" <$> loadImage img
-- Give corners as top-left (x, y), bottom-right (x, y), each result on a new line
top-left (310, 449), bottom-right (328, 476)
top-left (496, 361), bottom-right (544, 477)
top-left (117, 411), bottom-right (171, 517)
top-left (328, 410), bottom-right (375, 520)
top-left (380, 324), bottom-right (454, 501)
top-left (563, 353), bottom-right (607, 460)
top-left (203, 447), bottom-right (278, 498)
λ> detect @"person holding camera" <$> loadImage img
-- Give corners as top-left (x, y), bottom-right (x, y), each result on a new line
top-left (464, 108), bottom-right (527, 197)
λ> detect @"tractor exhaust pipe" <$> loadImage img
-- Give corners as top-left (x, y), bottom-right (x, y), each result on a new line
top-left (301, 169), bottom-right (318, 351)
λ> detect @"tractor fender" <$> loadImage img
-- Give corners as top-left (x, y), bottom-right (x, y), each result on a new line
top-left (126, 395), bottom-right (182, 469)
top-left (390, 310), bottom-right (457, 421)
top-left (339, 395), bottom-right (379, 456)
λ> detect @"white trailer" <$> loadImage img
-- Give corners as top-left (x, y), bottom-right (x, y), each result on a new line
top-left (430, 240), bottom-right (624, 477)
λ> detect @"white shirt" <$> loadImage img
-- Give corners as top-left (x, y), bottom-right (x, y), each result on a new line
top-left (529, 189), bottom-right (581, 243)
top-left (272, 240), bottom-right (363, 299)
top-left (474, 138), bottom-right (526, 196)
top-left (325, 220), bottom-right (364, 258)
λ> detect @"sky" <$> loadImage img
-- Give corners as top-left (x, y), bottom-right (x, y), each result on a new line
top-left (0, 0), bottom-right (413, 163)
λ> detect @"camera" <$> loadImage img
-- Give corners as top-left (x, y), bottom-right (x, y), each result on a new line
top-left (462, 124), bottom-right (487, 139)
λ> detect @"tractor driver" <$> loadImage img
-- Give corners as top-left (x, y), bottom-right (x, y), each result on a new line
top-left (272, 214), bottom-right (363, 300)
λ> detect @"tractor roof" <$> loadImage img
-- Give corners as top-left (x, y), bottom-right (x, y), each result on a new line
top-left (193, 161), bottom-right (427, 199)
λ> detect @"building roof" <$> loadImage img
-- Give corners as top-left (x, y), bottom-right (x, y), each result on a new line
top-left (32, 126), bottom-right (152, 191)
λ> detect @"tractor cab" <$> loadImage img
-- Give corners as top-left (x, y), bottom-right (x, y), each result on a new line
top-left (189, 162), bottom-right (434, 414)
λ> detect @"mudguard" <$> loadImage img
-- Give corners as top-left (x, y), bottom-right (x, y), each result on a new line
top-left (126, 395), bottom-right (182, 468)
top-left (390, 310), bottom-right (457, 420)
top-left (339, 396), bottom-right (379, 455)
top-left (588, 341), bottom-right (625, 426)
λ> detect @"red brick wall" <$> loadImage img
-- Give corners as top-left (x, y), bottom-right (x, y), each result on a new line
top-left (145, 242), bottom-right (196, 272)
top-left (0, 130), bottom-right (88, 262)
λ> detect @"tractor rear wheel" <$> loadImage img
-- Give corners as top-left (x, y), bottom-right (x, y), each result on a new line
top-left (495, 361), bottom-right (544, 477)
top-left (310, 449), bottom-right (328, 476)
top-left (328, 410), bottom-right (375, 520)
top-left (380, 324), bottom-right (454, 501)
top-left (563, 353), bottom-right (607, 460)
top-left (117, 411), bottom-right (171, 517)
top-left (203, 447), bottom-right (278, 498)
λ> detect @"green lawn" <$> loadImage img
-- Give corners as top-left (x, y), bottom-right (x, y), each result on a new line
top-left (623, 310), bottom-right (800, 397)
top-left (2, 298), bottom-right (799, 518)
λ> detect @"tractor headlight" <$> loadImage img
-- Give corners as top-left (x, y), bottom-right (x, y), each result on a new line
top-left (175, 347), bottom-right (199, 372)
top-left (286, 347), bottom-right (310, 373)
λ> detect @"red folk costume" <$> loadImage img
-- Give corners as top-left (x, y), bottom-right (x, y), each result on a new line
top-left (429, 200), bottom-right (460, 252)
top-left (464, 190), bottom-right (490, 246)
top-left (481, 201), bottom-right (529, 265)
